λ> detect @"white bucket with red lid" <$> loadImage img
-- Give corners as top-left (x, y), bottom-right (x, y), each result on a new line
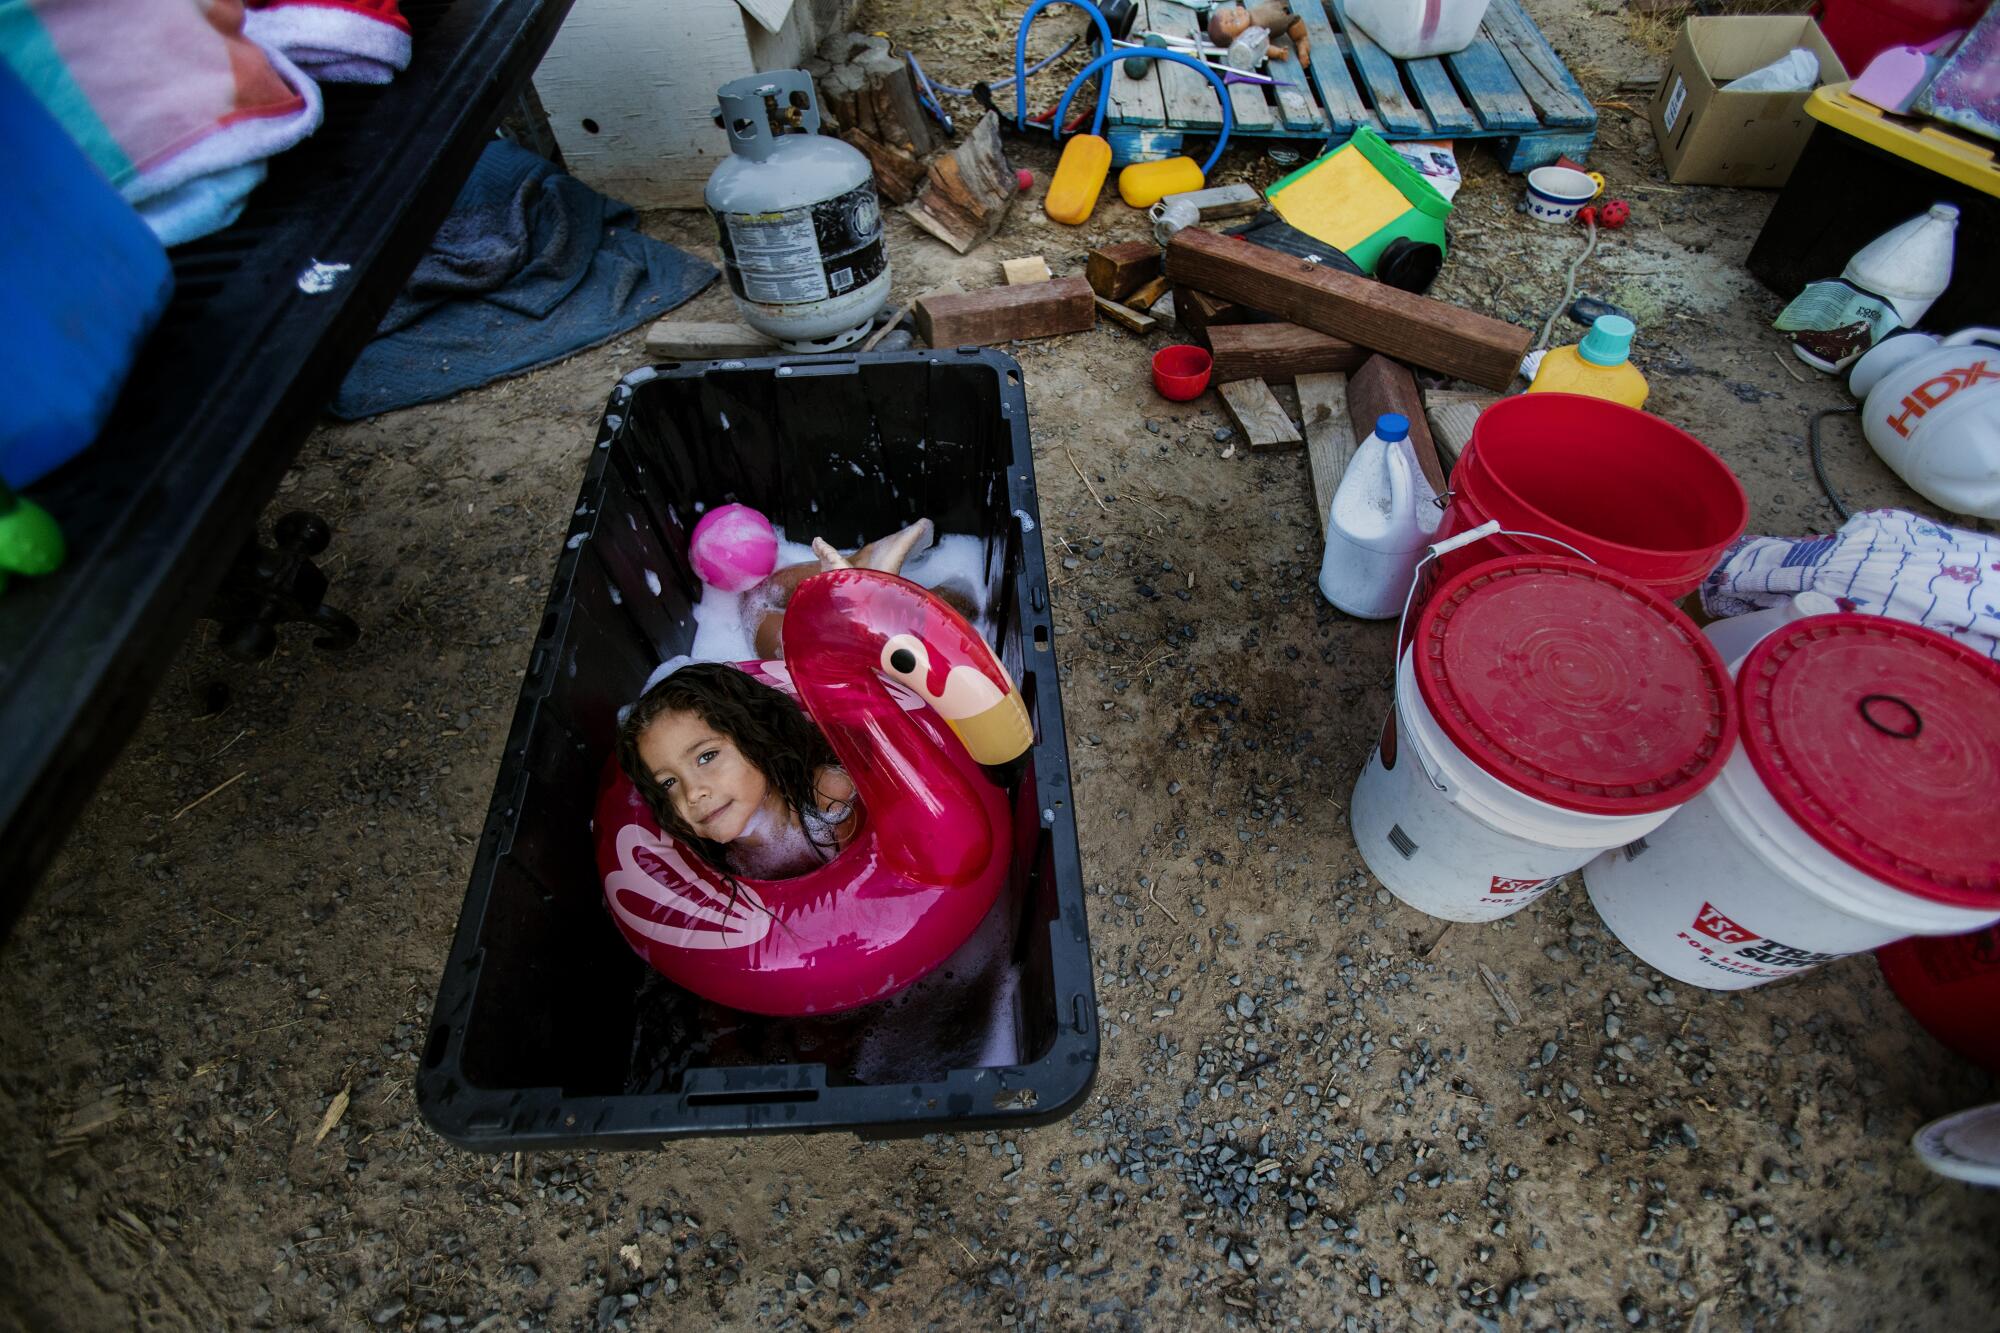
top-left (1585, 614), bottom-right (2000, 989)
top-left (1351, 552), bottom-right (1738, 922)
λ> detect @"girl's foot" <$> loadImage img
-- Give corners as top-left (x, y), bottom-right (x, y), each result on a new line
top-left (856, 518), bottom-right (933, 575)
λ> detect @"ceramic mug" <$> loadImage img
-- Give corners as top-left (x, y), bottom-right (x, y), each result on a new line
top-left (1524, 167), bottom-right (1605, 224)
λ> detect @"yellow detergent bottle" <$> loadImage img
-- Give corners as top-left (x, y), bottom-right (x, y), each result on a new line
top-left (1045, 134), bottom-right (1112, 226)
top-left (1118, 156), bottom-right (1204, 208)
top-left (1527, 315), bottom-right (1649, 409)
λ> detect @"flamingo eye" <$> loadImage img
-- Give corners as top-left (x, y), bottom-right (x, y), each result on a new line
top-left (881, 634), bottom-right (927, 681)
top-left (889, 648), bottom-right (916, 673)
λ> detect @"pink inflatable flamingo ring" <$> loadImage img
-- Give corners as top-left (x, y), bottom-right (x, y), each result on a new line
top-left (593, 566), bottom-right (1034, 1016)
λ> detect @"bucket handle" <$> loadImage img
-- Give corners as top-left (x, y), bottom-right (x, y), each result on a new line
top-left (1390, 520), bottom-right (1597, 795)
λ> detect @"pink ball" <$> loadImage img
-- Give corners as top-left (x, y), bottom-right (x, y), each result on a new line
top-left (688, 504), bottom-right (779, 592)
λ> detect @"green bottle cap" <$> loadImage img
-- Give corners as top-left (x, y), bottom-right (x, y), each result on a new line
top-left (1579, 314), bottom-right (1635, 367)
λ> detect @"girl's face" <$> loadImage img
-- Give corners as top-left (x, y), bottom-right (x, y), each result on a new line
top-left (636, 709), bottom-right (777, 845)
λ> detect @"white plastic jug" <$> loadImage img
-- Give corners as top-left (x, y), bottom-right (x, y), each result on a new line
top-left (1319, 413), bottom-right (1441, 619)
top-left (1844, 203), bottom-right (1959, 327)
top-left (1345, 0), bottom-right (1492, 58)
top-left (1849, 326), bottom-right (2000, 519)
top-left (1701, 590), bottom-right (1840, 667)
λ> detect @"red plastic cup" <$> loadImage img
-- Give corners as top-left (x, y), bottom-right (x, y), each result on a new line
top-left (1152, 345), bottom-right (1212, 401)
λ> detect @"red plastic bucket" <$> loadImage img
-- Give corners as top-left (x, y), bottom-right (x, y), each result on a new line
top-left (1878, 925), bottom-right (2000, 1075)
top-left (1436, 394), bottom-right (1747, 600)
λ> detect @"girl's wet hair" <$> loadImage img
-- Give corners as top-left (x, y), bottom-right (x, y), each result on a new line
top-left (615, 662), bottom-right (839, 874)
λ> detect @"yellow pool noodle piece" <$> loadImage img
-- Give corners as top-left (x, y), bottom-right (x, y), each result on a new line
top-left (1045, 134), bottom-right (1111, 225)
top-left (1118, 156), bottom-right (1204, 208)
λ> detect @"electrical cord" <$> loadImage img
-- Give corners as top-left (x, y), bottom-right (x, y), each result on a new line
top-left (1535, 218), bottom-right (1597, 352)
top-left (1810, 405), bottom-right (1859, 523)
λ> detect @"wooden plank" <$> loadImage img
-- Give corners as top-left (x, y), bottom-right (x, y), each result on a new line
top-left (1148, 0), bottom-right (1226, 131)
top-left (1107, 9), bottom-right (1170, 129)
top-left (1423, 389), bottom-right (1500, 475)
top-left (1348, 354), bottom-right (1445, 495)
top-left (1160, 183), bottom-right (1263, 221)
top-left (1165, 229), bottom-right (1531, 389)
top-left (1174, 287), bottom-right (1254, 347)
top-left (1087, 241), bottom-right (1162, 300)
top-left (1297, 372), bottom-right (1354, 536)
top-left (1003, 256), bottom-right (1052, 285)
top-left (1292, 0), bottom-right (1377, 134)
top-left (1217, 378), bottom-right (1302, 452)
top-left (1096, 295), bottom-right (1160, 334)
top-left (1445, 27), bottom-right (1540, 131)
top-left (1481, 0), bottom-right (1595, 127)
top-left (1268, 21), bottom-right (1328, 133)
top-left (1403, 58), bottom-right (1480, 135)
top-left (1209, 323), bottom-right (1365, 381)
top-left (1330, 0), bottom-right (1431, 135)
top-left (1125, 274), bottom-right (1171, 311)
top-left (916, 277), bottom-right (1096, 347)
top-left (1498, 128), bottom-right (1596, 172)
top-left (645, 320), bottom-right (778, 359)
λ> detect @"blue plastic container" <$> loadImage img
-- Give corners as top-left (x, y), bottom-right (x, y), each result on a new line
top-left (0, 65), bottom-right (173, 488)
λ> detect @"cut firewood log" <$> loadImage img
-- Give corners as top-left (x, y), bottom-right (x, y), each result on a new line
top-left (904, 112), bottom-right (1017, 255)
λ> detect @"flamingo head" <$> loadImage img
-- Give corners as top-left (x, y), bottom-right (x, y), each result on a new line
top-left (785, 568), bottom-right (1033, 767)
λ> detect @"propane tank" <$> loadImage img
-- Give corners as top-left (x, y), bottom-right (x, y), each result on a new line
top-left (706, 71), bottom-right (889, 352)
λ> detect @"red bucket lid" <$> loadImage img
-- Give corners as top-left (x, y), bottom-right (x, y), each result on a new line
top-left (1414, 556), bottom-right (1737, 815)
top-left (1736, 614), bottom-right (2000, 909)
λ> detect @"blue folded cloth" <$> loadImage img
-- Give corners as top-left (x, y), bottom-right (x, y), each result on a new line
top-left (332, 140), bottom-right (715, 419)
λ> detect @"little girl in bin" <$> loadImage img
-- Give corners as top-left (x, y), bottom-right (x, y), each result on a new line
top-left (615, 516), bottom-right (950, 881)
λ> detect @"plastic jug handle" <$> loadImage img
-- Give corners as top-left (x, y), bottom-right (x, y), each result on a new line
top-left (1386, 440), bottom-right (1414, 516)
top-left (1941, 327), bottom-right (2000, 350)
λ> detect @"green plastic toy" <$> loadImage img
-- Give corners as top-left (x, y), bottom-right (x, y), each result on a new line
top-left (0, 480), bottom-right (65, 595)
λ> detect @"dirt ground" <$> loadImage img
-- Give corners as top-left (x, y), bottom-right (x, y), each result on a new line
top-left (6, 0), bottom-right (1999, 1328)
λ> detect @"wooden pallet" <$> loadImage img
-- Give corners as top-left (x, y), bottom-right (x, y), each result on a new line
top-left (1104, 0), bottom-right (1596, 171)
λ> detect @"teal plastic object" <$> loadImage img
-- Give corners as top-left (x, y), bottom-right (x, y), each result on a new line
top-left (1579, 315), bottom-right (1636, 367)
top-left (0, 64), bottom-right (172, 489)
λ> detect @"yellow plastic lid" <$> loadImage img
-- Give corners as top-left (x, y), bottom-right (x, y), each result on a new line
top-left (1807, 83), bottom-right (2000, 200)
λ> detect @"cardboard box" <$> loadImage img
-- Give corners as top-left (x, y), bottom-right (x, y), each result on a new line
top-left (1650, 18), bottom-right (1847, 188)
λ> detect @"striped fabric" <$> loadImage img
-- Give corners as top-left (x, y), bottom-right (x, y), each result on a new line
top-left (1702, 508), bottom-right (2000, 661)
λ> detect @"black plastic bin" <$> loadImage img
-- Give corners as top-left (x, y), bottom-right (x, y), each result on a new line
top-left (416, 350), bottom-right (1097, 1148)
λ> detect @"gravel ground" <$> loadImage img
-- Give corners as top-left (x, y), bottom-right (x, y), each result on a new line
top-left (5, 0), bottom-right (1999, 1329)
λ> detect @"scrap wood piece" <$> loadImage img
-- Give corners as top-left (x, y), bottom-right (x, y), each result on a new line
top-left (916, 276), bottom-right (1095, 348)
top-left (1210, 323), bottom-right (1365, 383)
top-left (1423, 388), bottom-right (1503, 474)
top-left (1348, 354), bottom-right (1446, 495)
top-left (1477, 963), bottom-right (1523, 1025)
top-left (645, 320), bottom-right (778, 359)
top-left (312, 1083), bottom-right (350, 1146)
top-left (1124, 274), bottom-right (1170, 312)
top-left (841, 130), bottom-right (926, 204)
top-left (1095, 296), bottom-right (1159, 334)
top-left (1174, 287), bottom-right (1254, 348)
top-left (1086, 241), bottom-right (1162, 301)
top-left (1160, 182), bottom-right (1263, 222)
top-left (1297, 372), bottom-right (1354, 536)
top-left (1164, 228), bottom-right (1532, 390)
top-left (1002, 256), bottom-right (1052, 285)
top-left (904, 111), bottom-right (1016, 255)
top-left (1217, 378), bottom-right (1302, 452)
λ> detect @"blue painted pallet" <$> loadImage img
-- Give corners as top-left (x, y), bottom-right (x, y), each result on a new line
top-left (1104, 0), bottom-right (1596, 171)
